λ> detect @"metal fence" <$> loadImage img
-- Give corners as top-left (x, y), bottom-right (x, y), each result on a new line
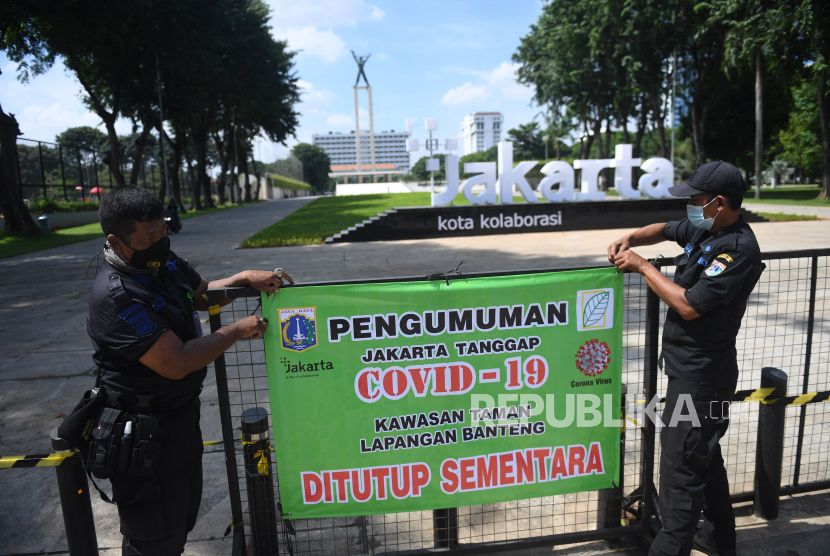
top-left (15, 137), bottom-right (170, 202)
top-left (205, 247), bottom-right (830, 555)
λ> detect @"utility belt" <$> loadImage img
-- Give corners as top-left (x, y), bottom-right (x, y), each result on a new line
top-left (58, 385), bottom-right (201, 505)
top-left (105, 388), bottom-right (202, 414)
top-left (87, 387), bottom-right (202, 479)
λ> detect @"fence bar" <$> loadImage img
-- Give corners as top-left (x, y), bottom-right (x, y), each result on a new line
top-left (598, 383), bottom-right (627, 529)
top-left (640, 286), bottom-right (660, 534)
top-left (38, 142), bottom-right (47, 199)
top-left (50, 428), bottom-right (98, 556)
top-left (793, 255), bottom-right (818, 487)
top-left (77, 152), bottom-right (84, 198)
top-left (207, 306), bottom-right (248, 555)
top-left (432, 507), bottom-right (458, 549)
top-left (93, 151), bottom-right (101, 201)
top-left (59, 144), bottom-right (67, 200)
top-left (753, 367), bottom-right (788, 520)
top-left (15, 142), bottom-right (23, 195)
top-left (241, 407), bottom-right (281, 555)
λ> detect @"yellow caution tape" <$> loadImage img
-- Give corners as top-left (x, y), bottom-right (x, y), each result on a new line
top-left (208, 305), bottom-right (221, 316)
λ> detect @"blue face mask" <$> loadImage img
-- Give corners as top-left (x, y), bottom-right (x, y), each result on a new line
top-left (687, 197), bottom-right (719, 231)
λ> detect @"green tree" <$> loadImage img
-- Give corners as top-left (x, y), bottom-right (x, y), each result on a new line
top-left (410, 154), bottom-right (447, 181)
top-left (791, 0), bottom-right (830, 199)
top-left (507, 122), bottom-right (545, 161)
top-left (704, 0), bottom-right (796, 198)
top-left (291, 143), bottom-right (332, 194)
top-left (778, 78), bottom-right (823, 180)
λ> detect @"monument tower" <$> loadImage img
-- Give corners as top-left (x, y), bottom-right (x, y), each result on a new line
top-left (352, 51), bottom-right (377, 182)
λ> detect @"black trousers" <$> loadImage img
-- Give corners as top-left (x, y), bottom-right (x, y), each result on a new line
top-left (648, 375), bottom-right (737, 556)
top-left (111, 398), bottom-right (204, 556)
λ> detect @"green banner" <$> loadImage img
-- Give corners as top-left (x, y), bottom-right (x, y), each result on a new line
top-left (263, 268), bottom-right (623, 519)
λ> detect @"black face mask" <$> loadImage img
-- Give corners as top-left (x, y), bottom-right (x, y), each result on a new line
top-left (126, 236), bottom-right (171, 270)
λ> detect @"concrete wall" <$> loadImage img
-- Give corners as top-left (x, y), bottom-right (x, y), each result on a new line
top-left (336, 182), bottom-right (413, 196)
top-left (43, 211), bottom-right (99, 230)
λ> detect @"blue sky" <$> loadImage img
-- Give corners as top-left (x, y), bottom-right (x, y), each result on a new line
top-left (0, 0), bottom-right (544, 166)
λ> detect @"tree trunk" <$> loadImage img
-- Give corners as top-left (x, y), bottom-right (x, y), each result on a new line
top-left (166, 130), bottom-right (185, 210)
top-left (818, 68), bottom-right (830, 200)
top-left (691, 88), bottom-right (707, 167)
top-left (238, 139), bottom-right (251, 203)
top-left (194, 126), bottom-right (215, 209)
top-left (129, 124), bottom-right (152, 185)
top-left (182, 136), bottom-right (202, 210)
top-left (651, 93), bottom-right (668, 158)
top-left (755, 49), bottom-right (763, 200)
top-left (593, 118), bottom-right (604, 159)
top-left (250, 153), bottom-right (261, 201)
top-left (633, 105), bottom-right (648, 159)
top-left (0, 106), bottom-right (38, 233)
top-left (212, 131), bottom-right (229, 205)
top-left (605, 120), bottom-right (612, 157)
top-left (102, 117), bottom-right (126, 186)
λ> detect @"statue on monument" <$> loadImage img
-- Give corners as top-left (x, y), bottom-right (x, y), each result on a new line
top-left (352, 50), bottom-right (371, 87)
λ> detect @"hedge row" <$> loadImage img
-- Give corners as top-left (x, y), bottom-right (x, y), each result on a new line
top-left (267, 173), bottom-right (310, 192)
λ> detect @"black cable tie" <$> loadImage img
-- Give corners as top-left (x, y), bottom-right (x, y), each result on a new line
top-left (427, 260), bottom-right (464, 286)
top-left (250, 298), bottom-right (262, 316)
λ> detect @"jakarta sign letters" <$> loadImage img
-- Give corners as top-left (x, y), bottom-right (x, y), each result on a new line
top-left (432, 141), bottom-right (673, 206)
top-left (263, 268), bottom-right (623, 519)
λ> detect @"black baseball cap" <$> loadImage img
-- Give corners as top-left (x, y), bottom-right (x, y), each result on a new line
top-left (668, 161), bottom-right (748, 197)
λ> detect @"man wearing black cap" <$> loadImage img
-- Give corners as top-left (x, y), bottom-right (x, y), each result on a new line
top-left (608, 161), bottom-right (765, 556)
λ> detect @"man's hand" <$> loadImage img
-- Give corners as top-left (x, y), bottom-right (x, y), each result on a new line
top-left (607, 236), bottom-right (631, 263)
top-left (245, 270), bottom-right (294, 293)
top-left (612, 250), bottom-right (648, 274)
top-left (234, 316), bottom-right (269, 340)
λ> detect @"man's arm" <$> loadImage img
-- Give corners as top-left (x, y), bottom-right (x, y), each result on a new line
top-left (612, 250), bottom-right (700, 320)
top-left (138, 316), bottom-right (267, 380)
top-left (193, 270), bottom-right (294, 311)
top-left (607, 223), bottom-right (667, 263)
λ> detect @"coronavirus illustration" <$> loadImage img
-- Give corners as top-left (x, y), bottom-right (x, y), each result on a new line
top-left (575, 339), bottom-right (610, 377)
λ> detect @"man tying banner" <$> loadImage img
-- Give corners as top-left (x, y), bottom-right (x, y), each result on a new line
top-left (608, 162), bottom-right (764, 556)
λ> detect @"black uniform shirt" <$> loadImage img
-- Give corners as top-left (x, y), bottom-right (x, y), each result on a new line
top-left (661, 216), bottom-right (763, 381)
top-left (87, 252), bottom-right (206, 400)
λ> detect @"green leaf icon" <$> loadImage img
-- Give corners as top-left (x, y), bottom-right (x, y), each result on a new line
top-left (583, 292), bottom-right (609, 328)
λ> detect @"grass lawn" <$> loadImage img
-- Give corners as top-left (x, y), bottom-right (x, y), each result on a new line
top-left (757, 212), bottom-right (820, 222)
top-left (240, 193), bottom-right (497, 248)
top-left (0, 202), bottom-right (259, 259)
top-left (741, 186), bottom-right (829, 206)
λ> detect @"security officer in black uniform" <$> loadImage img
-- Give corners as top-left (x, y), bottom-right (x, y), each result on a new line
top-left (88, 185), bottom-right (293, 555)
top-left (608, 162), bottom-right (764, 556)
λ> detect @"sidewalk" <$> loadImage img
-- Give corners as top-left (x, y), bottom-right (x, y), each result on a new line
top-left (0, 202), bottom-right (827, 555)
top-left (745, 202), bottom-right (830, 218)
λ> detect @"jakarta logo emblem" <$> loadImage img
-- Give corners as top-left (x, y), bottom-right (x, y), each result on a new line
top-left (576, 288), bottom-right (614, 331)
top-left (279, 307), bottom-right (317, 352)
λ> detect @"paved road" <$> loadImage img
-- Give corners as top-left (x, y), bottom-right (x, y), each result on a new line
top-left (0, 198), bottom-right (315, 554)
top-left (0, 198), bottom-right (828, 555)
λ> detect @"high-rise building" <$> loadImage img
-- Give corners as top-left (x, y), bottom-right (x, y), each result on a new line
top-left (312, 130), bottom-right (411, 171)
top-left (461, 112), bottom-right (504, 155)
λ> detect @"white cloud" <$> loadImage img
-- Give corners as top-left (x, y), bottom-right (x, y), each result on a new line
top-left (479, 62), bottom-right (533, 101)
top-left (326, 107), bottom-right (369, 129)
top-left (327, 113), bottom-right (353, 127)
top-left (297, 79), bottom-right (333, 110)
top-left (375, 52), bottom-right (391, 61)
top-left (273, 26), bottom-right (346, 62)
top-left (441, 62), bottom-right (533, 107)
top-left (17, 104), bottom-right (101, 138)
top-left (442, 83), bottom-right (490, 106)
top-left (265, 0), bottom-right (384, 28)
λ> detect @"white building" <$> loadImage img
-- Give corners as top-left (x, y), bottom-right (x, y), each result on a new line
top-left (461, 112), bottom-right (504, 155)
top-left (312, 130), bottom-right (411, 171)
